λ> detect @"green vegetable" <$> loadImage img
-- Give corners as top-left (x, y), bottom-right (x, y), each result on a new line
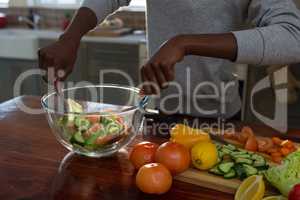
top-left (70, 131), bottom-right (85, 144)
top-left (74, 117), bottom-right (90, 131)
top-left (218, 162), bottom-right (234, 174)
top-left (209, 165), bottom-right (224, 176)
top-left (234, 164), bottom-right (247, 180)
top-left (85, 130), bottom-right (105, 145)
top-left (243, 164), bottom-right (258, 177)
top-left (224, 169), bottom-right (236, 179)
top-left (264, 151), bottom-right (300, 197)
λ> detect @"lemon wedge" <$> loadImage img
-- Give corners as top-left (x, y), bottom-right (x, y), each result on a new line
top-left (262, 196), bottom-right (287, 200)
top-left (235, 175), bottom-right (265, 200)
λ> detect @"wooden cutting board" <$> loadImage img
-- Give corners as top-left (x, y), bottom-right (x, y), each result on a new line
top-left (175, 140), bottom-right (300, 195)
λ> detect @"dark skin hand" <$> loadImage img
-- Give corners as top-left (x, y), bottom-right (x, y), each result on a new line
top-left (141, 33), bottom-right (238, 94)
top-left (38, 7), bottom-right (97, 81)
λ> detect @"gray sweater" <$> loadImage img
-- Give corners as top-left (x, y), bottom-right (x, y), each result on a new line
top-left (82, 0), bottom-right (300, 118)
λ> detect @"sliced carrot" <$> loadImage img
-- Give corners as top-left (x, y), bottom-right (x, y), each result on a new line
top-left (272, 156), bottom-right (283, 164)
top-left (280, 147), bottom-right (291, 156)
top-left (271, 152), bottom-right (282, 157)
top-left (281, 140), bottom-right (295, 149)
top-left (245, 136), bottom-right (258, 152)
top-left (267, 147), bottom-right (278, 154)
top-left (272, 137), bottom-right (283, 145)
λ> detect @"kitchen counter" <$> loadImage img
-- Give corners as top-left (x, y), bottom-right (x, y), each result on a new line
top-left (0, 28), bottom-right (146, 45)
top-left (0, 96), bottom-right (299, 200)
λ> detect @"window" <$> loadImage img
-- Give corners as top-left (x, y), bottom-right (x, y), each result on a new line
top-left (129, 0), bottom-right (146, 7)
top-left (36, 0), bottom-right (81, 8)
top-left (0, 0), bottom-right (8, 6)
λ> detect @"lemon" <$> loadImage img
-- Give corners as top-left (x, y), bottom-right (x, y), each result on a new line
top-left (191, 141), bottom-right (218, 170)
top-left (262, 196), bottom-right (287, 200)
top-left (235, 175), bottom-right (265, 200)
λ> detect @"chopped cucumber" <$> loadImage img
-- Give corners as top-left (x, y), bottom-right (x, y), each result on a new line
top-left (74, 117), bottom-right (90, 131)
top-left (70, 131), bottom-right (85, 144)
top-left (243, 164), bottom-right (258, 177)
top-left (232, 154), bottom-right (252, 159)
top-left (218, 162), bottom-right (234, 174)
top-left (220, 148), bottom-right (232, 155)
top-left (224, 144), bottom-right (236, 151)
top-left (85, 130), bottom-right (104, 145)
top-left (209, 166), bottom-right (224, 176)
top-left (234, 164), bottom-right (247, 180)
top-left (224, 169), bottom-right (236, 179)
top-left (235, 157), bottom-right (253, 165)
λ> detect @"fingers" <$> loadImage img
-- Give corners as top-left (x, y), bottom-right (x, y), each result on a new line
top-left (141, 62), bottom-right (175, 95)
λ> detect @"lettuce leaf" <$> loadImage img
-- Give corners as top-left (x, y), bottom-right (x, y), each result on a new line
top-left (264, 150), bottom-right (300, 196)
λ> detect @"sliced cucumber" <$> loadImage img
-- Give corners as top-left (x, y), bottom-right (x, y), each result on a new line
top-left (70, 131), bottom-right (85, 144)
top-left (235, 157), bottom-right (253, 165)
top-left (234, 164), bottom-right (247, 180)
top-left (85, 130), bottom-right (104, 145)
top-left (209, 165), bottom-right (224, 176)
top-left (243, 164), bottom-right (258, 177)
top-left (74, 117), bottom-right (91, 131)
top-left (232, 154), bottom-right (252, 159)
top-left (220, 148), bottom-right (232, 155)
top-left (218, 162), bottom-right (234, 174)
top-left (256, 165), bottom-right (269, 171)
top-left (224, 144), bottom-right (236, 151)
top-left (224, 169), bottom-right (236, 179)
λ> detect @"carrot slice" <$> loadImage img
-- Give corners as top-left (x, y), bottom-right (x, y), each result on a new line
top-left (272, 137), bottom-right (283, 145)
top-left (280, 147), bottom-right (291, 156)
top-left (272, 156), bottom-right (283, 164)
top-left (271, 152), bottom-right (282, 157)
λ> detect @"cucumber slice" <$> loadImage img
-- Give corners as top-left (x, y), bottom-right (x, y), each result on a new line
top-left (256, 165), bottom-right (269, 171)
top-left (218, 162), bottom-right (234, 174)
top-left (234, 164), bottom-right (247, 180)
top-left (224, 169), bottom-right (236, 179)
top-left (253, 159), bottom-right (266, 167)
top-left (220, 148), bottom-right (232, 155)
top-left (85, 130), bottom-right (104, 145)
top-left (242, 164), bottom-right (258, 177)
top-left (74, 117), bottom-right (91, 131)
top-left (235, 157), bottom-right (253, 165)
top-left (70, 131), bottom-right (85, 145)
top-left (209, 165), bottom-right (224, 176)
top-left (224, 144), bottom-right (236, 151)
top-left (232, 154), bottom-right (252, 159)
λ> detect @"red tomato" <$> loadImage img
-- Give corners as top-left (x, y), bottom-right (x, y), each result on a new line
top-left (155, 141), bottom-right (190, 174)
top-left (129, 141), bottom-right (159, 169)
top-left (289, 184), bottom-right (300, 200)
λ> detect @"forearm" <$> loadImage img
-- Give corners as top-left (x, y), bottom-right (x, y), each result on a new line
top-left (60, 7), bottom-right (97, 42)
top-left (177, 33), bottom-right (238, 61)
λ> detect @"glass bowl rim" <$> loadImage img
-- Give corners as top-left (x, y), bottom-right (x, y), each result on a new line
top-left (41, 84), bottom-right (145, 116)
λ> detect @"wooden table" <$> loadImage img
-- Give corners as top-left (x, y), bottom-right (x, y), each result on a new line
top-left (0, 96), bottom-right (299, 200)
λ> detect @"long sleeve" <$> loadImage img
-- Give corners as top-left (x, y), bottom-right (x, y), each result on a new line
top-left (232, 0), bottom-right (300, 65)
top-left (81, 0), bottom-right (131, 23)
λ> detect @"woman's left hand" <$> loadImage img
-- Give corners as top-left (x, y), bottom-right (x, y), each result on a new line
top-left (141, 36), bottom-right (186, 94)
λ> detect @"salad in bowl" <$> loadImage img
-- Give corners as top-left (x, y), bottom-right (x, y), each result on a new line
top-left (41, 85), bottom-right (147, 157)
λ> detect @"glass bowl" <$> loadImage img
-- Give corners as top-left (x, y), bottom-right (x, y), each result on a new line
top-left (41, 84), bottom-right (147, 157)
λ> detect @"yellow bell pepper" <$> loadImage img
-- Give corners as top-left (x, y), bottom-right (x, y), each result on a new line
top-left (170, 124), bottom-right (211, 149)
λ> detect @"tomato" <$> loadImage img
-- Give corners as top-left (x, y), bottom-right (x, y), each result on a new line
top-left (245, 136), bottom-right (258, 152)
top-left (129, 141), bottom-right (159, 169)
top-left (155, 141), bottom-right (190, 174)
top-left (136, 163), bottom-right (172, 194)
top-left (289, 184), bottom-right (300, 200)
top-left (86, 115), bottom-right (101, 123)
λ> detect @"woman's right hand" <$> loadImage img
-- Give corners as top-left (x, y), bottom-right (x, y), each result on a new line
top-left (38, 35), bottom-right (80, 82)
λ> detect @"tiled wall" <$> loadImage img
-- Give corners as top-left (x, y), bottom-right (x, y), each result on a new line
top-left (0, 7), bottom-right (146, 30)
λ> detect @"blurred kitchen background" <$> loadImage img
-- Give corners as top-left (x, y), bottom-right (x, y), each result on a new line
top-left (0, 0), bottom-right (299, 129)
